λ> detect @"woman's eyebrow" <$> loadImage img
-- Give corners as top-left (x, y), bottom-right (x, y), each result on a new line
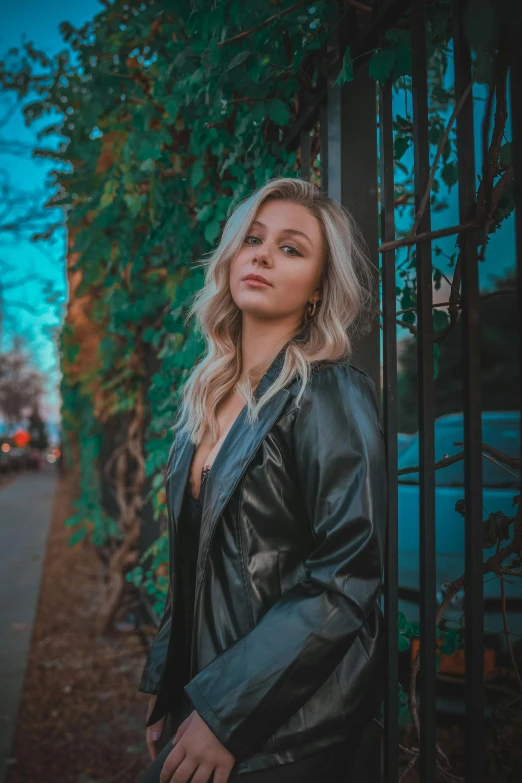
top-left (251, 220), bottom-right (313, 247)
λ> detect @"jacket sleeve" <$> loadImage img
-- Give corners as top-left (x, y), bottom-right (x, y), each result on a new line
top-left (138, 583), bottom-right (173, 694)
top-left (183, 363), bottom-right (387, 760)
top-left (138, 435), bottom-right (178, 695)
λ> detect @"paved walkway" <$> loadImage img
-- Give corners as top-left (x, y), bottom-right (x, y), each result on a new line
top-left (0, 463), bottom-right (57, 783)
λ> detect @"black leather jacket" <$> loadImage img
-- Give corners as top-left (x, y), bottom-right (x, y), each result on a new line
top-left (139, 350), bottom-right (387, 776)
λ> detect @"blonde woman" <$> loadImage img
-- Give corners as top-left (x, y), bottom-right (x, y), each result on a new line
top-left (138, 177), bottom-right (387, 783)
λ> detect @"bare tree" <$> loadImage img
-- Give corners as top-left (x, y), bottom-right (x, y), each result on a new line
top-left (0, 336), bottom-right (45, 425)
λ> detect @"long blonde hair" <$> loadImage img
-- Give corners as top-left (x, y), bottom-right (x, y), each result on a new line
top-left (172, 176), bottom-right (377, 445)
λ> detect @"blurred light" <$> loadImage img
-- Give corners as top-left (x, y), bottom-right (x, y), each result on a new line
top-left (13, 429), bottom-right (31, 447)
top-left (1, 443), bottom-right (10, 453)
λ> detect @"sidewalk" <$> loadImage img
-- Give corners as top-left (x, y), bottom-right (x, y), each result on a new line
top-left (0, 463), bottom-right (57, 783)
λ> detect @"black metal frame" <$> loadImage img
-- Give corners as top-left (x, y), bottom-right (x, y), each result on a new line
top-left (284, 1), bottom-right (522, 780)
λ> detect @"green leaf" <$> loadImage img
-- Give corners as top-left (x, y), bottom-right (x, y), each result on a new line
top-left (433, 309), bottom-right (449, 332)
top-left (499, 141), bottom-right (512, 169)
top-left (163, 97), bottom-right (178, 119)
top-left (394, 135), bottom-right (410, 161)
top-left (227, 50), bottom-right (251, 71)
top-left (369, 46), bottom-right (396, 84)
top-left (441, 161), bottom-right (458, 187)
top-left (428, 123), bottom-right (444, 146)
top-left (67, 527), bottom-right (88, 547)
top-left (483, 510), bottom-right (513, 548)
top-left (100, 179), bottom-right (118, 209)
top-left (439, 628), bottom-right (461, 656)
top-left (140, 158), bottom-right (155, 173)
top-left (123, 193), bottom-right (144, 217)
top-left (334, 45), bottom-right (354, 86)
top-left (384, 29), bottom-right (412, 79)
top-left (267, 99), bottom-right (290, 126)
top-left (369, 30), bottom-right (412, 84)
top-left (190, 159), bottom-right (205, 189)
top-left (398, 633), bottom-right (411, 652)
top-left (204, 219), bottom-right (221, 245)
top-left (455, 498), bottom-right (466, 517)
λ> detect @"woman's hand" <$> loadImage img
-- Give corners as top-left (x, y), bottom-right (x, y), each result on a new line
top-left (159, 709), bottom-right (236, 783)
top-left (145, 694), bottom-right (165, 761)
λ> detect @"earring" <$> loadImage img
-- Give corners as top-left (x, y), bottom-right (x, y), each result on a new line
top-left (307, 300), bottom-right (317, 318)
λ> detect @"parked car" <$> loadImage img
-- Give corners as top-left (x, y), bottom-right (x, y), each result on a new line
top-left (0, 449), bottom-right (9, 474)
top-left (398, 432), bottom-right (415, 456)
top-left (6, 446), bottom-right (26, 471)
top-left (396, 410), bottom-right (521, 667)
top-left (26, 448), bottom-right (44, 469)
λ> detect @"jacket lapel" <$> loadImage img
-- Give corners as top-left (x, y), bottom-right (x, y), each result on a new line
top-left (197, 381), bottom-right (292, 587)
top-left (168, 433), bottom-right (195, 533)
top-left (166, 346), bottom-right (296, 587)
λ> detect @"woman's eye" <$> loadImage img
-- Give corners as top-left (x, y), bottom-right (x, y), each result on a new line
top-left (244, 235), bottom-right (301, 255)
top-left (282, 244), bottom-right (300, 255)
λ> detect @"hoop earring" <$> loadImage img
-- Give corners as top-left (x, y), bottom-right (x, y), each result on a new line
top-left (307, 300), bottom-right (317, 319)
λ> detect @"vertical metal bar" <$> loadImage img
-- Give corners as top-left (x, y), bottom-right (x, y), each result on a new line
top-left (411, 0), bottom-right (437, 780)
top-left (453, 2), bottom-right (484, 780)
top-left (326, 6), bottom-right (382, 389)
top-left (325, 11), bottom-right (381, 782)
top-left (327, 58), bottom-right (381, 389)
top-left (319, 98), bottom-right (329, 193)
top-left (300, 127), bottom-right (311, 182)
top-left (325, 0), bottom-right (348, 206)
top-left (379, 76), bottom-right (399, 783)
top-left (508, 37), bottom-right (522, 783)
top-left (508, 2), bottom-right (522, 535)
top-left (327, 76), bottom-right (343, 205)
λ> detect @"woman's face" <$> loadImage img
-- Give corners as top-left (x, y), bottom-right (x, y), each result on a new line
top-left (230, 199), bottom-right (325, 326)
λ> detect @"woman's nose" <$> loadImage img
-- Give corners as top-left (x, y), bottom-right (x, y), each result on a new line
top-left (252, 247), bottom-right (273, 265)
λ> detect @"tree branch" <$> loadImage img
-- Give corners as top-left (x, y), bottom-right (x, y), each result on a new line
top-left (378, 219), bottom-right (479, 253)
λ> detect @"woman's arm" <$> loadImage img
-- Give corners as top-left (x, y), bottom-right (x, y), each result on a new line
top-left (183, 363), bottom-right (387, 761)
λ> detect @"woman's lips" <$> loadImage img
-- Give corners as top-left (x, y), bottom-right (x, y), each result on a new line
top-left (243, 278), bottom-right (270, 287)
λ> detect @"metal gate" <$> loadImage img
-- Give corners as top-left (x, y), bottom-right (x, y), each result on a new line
top-left (282, 1), bottom-right (522, 779)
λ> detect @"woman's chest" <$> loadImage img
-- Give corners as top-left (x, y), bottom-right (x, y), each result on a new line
top-left (189, 392), bottom-right (246, 500)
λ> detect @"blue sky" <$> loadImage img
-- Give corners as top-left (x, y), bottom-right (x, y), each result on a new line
top-left (0, 2), bottom-right (516, 432)
top-left (0, 1), bottom-right (101, 431)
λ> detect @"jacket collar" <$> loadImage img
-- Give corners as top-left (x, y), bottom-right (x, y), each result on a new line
top-left (167, 343), bottom-right (295, 584)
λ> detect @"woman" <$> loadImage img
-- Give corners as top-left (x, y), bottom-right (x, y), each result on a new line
top-left (137, 177), bottom-right (387, 783)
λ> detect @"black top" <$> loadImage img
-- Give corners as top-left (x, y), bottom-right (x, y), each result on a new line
top-left (180, 464), bottom-right (210, 676)
top-left (172, 464), bottom-right (210, 723)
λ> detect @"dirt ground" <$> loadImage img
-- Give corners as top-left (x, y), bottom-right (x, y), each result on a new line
top-left (5, 467), bottom-right (153, 783)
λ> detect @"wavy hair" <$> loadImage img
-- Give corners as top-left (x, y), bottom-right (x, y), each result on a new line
top-left (172, 176), bottom-right (377, 445)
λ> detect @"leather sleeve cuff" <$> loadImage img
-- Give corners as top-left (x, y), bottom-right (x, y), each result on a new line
top-left (184, 679), bottom-right (247, 760)
top-left (137, 678), bottom-right (160, 695)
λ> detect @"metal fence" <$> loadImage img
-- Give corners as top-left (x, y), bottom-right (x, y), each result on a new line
top-left (285, 1), bottom-right (522, 780)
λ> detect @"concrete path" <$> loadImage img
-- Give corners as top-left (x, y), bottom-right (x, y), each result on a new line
top-left (0, 463), bottom-right (57, 783)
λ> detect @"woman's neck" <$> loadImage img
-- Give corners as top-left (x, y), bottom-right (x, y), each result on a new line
top-left (239, 316), bottom-right (298, 382)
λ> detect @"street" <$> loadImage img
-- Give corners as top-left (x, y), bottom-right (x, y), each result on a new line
top-left (0, 463), bottom-right (57, 783)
